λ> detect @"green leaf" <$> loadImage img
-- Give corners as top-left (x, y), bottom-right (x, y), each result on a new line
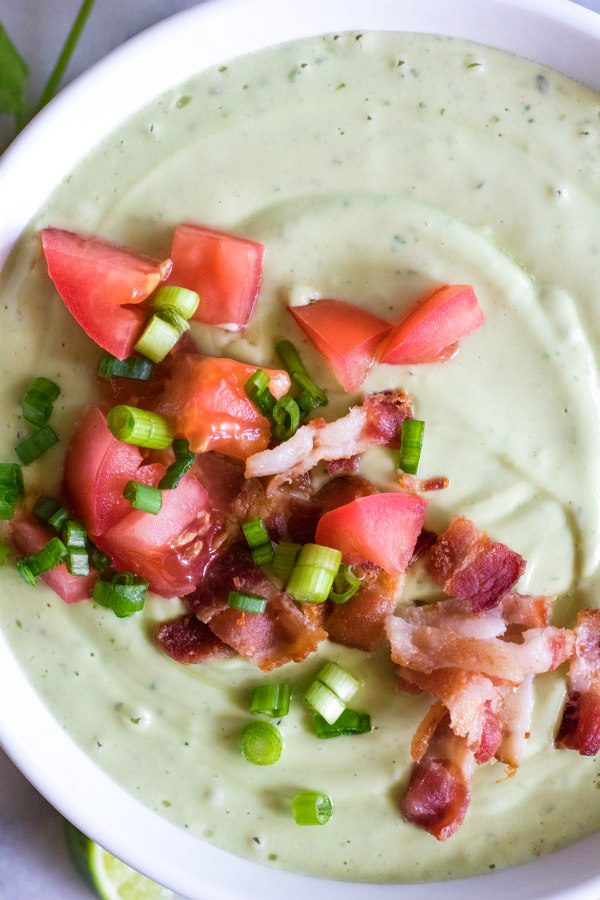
top-left (0, 24), bottom-right (28, 121)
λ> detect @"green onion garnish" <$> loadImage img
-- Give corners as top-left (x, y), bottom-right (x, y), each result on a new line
top-left (399, 418), bottom-right (425, 475)
top-left (61, 520), bottom-right (86, 548)
top-left (272, 394), bottom-right (301, 441)
top-left (314, 709), bottom-right (372, 739)
top-left (304, 681), bottom-right (346, 724)
top-left (291, 791), bottom-right (333, 826)
top-left (97, 354), bottom-right (154, 380)
top-left (0, 463), bottom-right (24, 520)
top-left (0, 498), bottom-right (16, 520)
top-left (0, 541), bottom-right (10, 565)
top-left (251, 544), bottom-right (274, 566)
top-left (156, 308), bottom-right (190, 336)
top-left (329, 564), bottom-right (361, 605)
top-left (49, 506), bottom-right (70, 532)
top-left (250, 682), bottom-right (291, 718)
top-left (66, 550), bottom-right (90, 577)
top-left (107, 406), bottom-right (174, 450)
top-left (93, 571), bottom-right (148, 618)
top-left (317, 661), bottom-right (360, 703)
top-left (272, 542), bottom-right (301, 582)
top-left (123, 481), bottom-right (162, 515)
top-left (152, 285), bottom-right (200, 320)
top-left (22, 377), bottom-right (60, 428)
top-left (134, 314), bottom-right (181, 364)
top-left (227, 591), bottom-right (268, 614)
top-left (15, 425), bottom-right (58, 465)
top-left (276, 340), bottom-right (327, 415)
top-left (242, 517), bottom-right (271, 549)
top-left (16, 536), bottom-right (67, 584)
top-left (286, 543), bottom-right (342, 603)
top-left (87, 541), bottom-right (111, 574)
top-left (245, 369), bottom-right (276, 418)
top-left (158, 439), bottom-right (195, 490)
top-left (33, 497), bottom-right (61, 524)
top-left (240, 721), bottom-right (283, 766)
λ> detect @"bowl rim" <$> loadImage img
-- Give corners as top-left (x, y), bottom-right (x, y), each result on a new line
top-left (1, 1), bottom-right (600, 898)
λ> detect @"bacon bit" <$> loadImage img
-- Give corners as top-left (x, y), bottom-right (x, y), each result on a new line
top-left (409, 529), bottom-right (438, 566)
top-left (325, 455), bottom-right (360, 476)
top-left (474, 702), bottom-right (503, 764)
top-left (395, 599), bottom-right (506, 639)
top-left (426, 516), bottom-right (526, 612)
top-left (398, 474), bottom-right (449, 493)
top-left (396, 675), bottom-right (424, 695)
top-left (299, 601), bottom-right (329, 629)
top-left (363, 390), bottom-right (413, 448)
top-left (155, 614), bottom-right (235, 664)
top-left (314, 475), bottom-right (377, 512)
top-left (325, 566), bottom-right (401, 651)
top-left (495, 677), bottom-right (534, 768)
top-left (500, 592), bottom-right (554, 629)
top-left (411, 701), bottom-right (448, 762)
top-left (556, 609), bottom-right (600, 756)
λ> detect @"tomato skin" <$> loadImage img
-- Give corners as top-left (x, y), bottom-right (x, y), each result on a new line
top-left (289, 299), bottom-right (392, 392)
top-left (10, 517), bottom-right (96, 603)
top-left (168, 223), bottom-right (265, 330)
top-left (315, 492), bottom-right (428, 575)
top-left (156, 355), bottom-right (291, 459)
top-left (379, 284), bottom-right (485, 365)
top-left (41, 228), bottom-right (171, 359)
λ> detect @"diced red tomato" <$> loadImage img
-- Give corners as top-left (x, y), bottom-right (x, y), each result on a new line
top-left (315, 492), bottom-right (428, 576)
top-left (168, 223), bottom-right (265, 330)
top-left (155, 355), bottom-right (290, 459)
top-left (379, 284), bottom-right (485, 365)
top-left (10, 517), bottom-right (96, 603)
top-left (41, 228), bottom-right (171, 359)
top-left (63, 405), bottom-right (145, 537)
top-left (289, 299), bottom-right (392, 392)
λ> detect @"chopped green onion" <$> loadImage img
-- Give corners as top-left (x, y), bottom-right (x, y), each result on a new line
top-left (16, 536), bottom-right (67, 584)
top-left (314, 709), bottom-right (372, 738)
top-left (87, 541), bottom-right (111, 574)
top-left (276, 340), bottom-right (327, 415)
top-left (0, 499), bottom-right (16, 520)
top-left (0, 541), bottom-right (10, 565)
top-left (0, 463), bottom-right (24, 499)
top-left (272, 542), bottom-right (301, 582)
top-left (173, 438), bottom-right (191, 459)
top-left (93, 571), bottom-right (148, 618)
top-left (107, 406), bottom-right (174, 450)
top-left (134, 314), bottom-right (180, 363)
top-left (158, 308), bottom-right (190, 335)
top-left (48, 506), bottom-right (70, 532)
top-left (97, 354), bottom-right (154, 380)
top-left (304, 681), bottom-right (345, 724)
top-left (242, 517), bottom-right (271, 549)
top-left (123, 481), bottom-right (162, 515)
top-left (240, 721), bottom-right (283, 766)
top-left (158, 455), bottom-right (194, 490)
top-left (245, 369), bottom-right (276, 417)
top-left (15, 425), bottom-right (58, 465)
top-left (272, 394), bottom-right (301, 441)
top-left (329, 564), bottom-right (361, 604)
top-left (250, 682), bottom-right (291, 718)
top-left (33, 497), bottom-right (60, 524)
top-left (61, 520), bottom-right (86, 549)
top-left (317, 661), bottom-right (359, 703)
top-left (291, 791), bottom-right (333, 825)
top-left (22, 377), bottom-right (60, 427)
top-left (152, 285), bottom-right (200, 320)
top-left (399, 418), bottom-right (425, 475)
top-left (66, 549), bottom-right (90, 577)
top-left (228, 591), bottom-right (268, 614)
top-left (251, 544), bottom-right (274, 566)
top-left (286, 543), bottom-right (342, 603)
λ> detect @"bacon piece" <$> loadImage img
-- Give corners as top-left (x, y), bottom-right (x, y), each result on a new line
top-left (499, 592), bottom-right (554, 629)
top-left (325, 566), bottom-right (401, 651)
top-left (398, 474), bottom-right (449, 493)
top-left (495, 677), bottom-right (534, 768)
top-left (244, 389), bottom-right (412, 487)
top-left (556, 609), bottom-right (600, 756)
top-left (509, 626), bottom-right (574, 675)
top-left (411, 701), bottom-right (448, 762)
top-left (401, 711), bottom-right (474, 841)
top-left (325, 456), bottom-right (360, 476)
top-left (426, 516), bottom-right (526, 612)
top-left (474, 701), bottom-right (503, 764)
top-left (409, 529), bottom-right (438, 566)
top-left (155, 614), bottom-right (235, 664)
top-left (395, 599), bottom-right (506, 639)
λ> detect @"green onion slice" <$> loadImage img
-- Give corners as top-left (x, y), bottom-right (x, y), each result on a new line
top-left (173, 438), bottom-right (191, 459)
top-left (61, 520), bottom-right (86, 549)
top-left (107, 406), bottom-right (174, 450)
top-left (22, 377), bottom-right (60, 428)
top-left (228, 591), bottom-right (268, 614)
top-left (399, 418), bottom-right (425, 475)
top-left (276, 340), bottom-right (327, 414)
top-left (15, 425), bottom-right (58, 465)
top-left (123, 481), bottom-right (162, 515)
top-left (158, 456), bottom-right (194, 490)
top-left (329, 564), bottom-right (361, 605)
top-left (245, 369), bottom-right (276, 418)
top-left (33, 497), bottom-right (61, 524)
top-left (272, 394), bottom-right (301, 441)
top-left (0, 499), bottom-right (16, 521)
top-left (250, 682), bottom-right (291, 718)
top-left (242, 517), bottom-right (271, 550)
top-left (0, 541), bottom-right (10, 566)
top-left (152, 285), bottom-right (200, 320)
top-left (304, 681), bottom-right (345, 724)
top-left (291, 791), bottom-right (333, 826)
top-left (134, 314), bottom-right (180, 364)
top-left (158, 308), bottom-right (190, 335)
top-left (240, 721), bottom-right (283, 766)
top-left (314, 709), bottom-right (372, 739)
top-left (0, 463), bottom-right (24, 499)
top-left (286, 543), bottom-right (342, 603)
top-left (93, 571), bottom-right (148, 618)
top-left (272, 542), bottom-right (301, 582)
top-left (251, 544), bottom-right (274, 566)
top-left (66, 549), bottom-right (90, 577)
top-left (16, 536), bottom-right (67, 584)
top-left (317, 661), bottom-right (360, 703)
top-left (87, 541), bottom-right (111, 574)
top-left (97, 354), bottom-right (154, 381)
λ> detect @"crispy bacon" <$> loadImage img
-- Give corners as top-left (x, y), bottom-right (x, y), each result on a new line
top-left (409, 529), bottom-right (438, 566)
top-left (495, 677), bottom-right (534, 768)
top-left (499, 592), bottom-right (554, 629)
top-left (426, 516), bottom-right (526, 612)
top-left (155, 614), bottom-right (235, 664)
top-left (398, 474), bottom-right (449, 493)
top-left (556, 609), bottom-right (600, 755)
top-left (325, 456), bottom-right (360, 476)
top-left (395, 599), bottom-right (506, 639)
top-left (325, 566), bottom-right (401, 651)
top-left (363, 390), bottom-right (413, 447)
top-left (474, 702), bottom-right (503, 764)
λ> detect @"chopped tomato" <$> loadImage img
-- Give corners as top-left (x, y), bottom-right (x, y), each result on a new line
top-left (168, 223), bottom-right (265, 330)
top-left (64, 405), bottom-right (145, 537)
top-left (379, 284), bottom-right (485, 365)
top-left (155, 355), bottom-right (290, 459)
top-left (10, 516), bottom-right (96, 603)
top-left (96, 472), bottom-right (214, 597)
top-left (41, 228), bottom-right (171, 359)
top-left (289, 299), bottom-right (392, 392)
top-left (315, 492), bottom-right (428, 576)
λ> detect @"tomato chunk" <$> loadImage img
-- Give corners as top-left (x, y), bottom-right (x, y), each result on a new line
top-left (289, 299), bottom-right (392, 392)
top-left (156, 355), bottom-right (290, 459)
top-left (168, 223), bottom-right (265, 330)
top-left (63, 405), bottom-right (144, 537)
top-left (315, 492), bottom-right (428, 576)
top-left (10, 517), bottom-right (96, 603)
top-left (41, 228), bottom-right (171, 359)
top-left (379, 285), bottom-right (485, 365)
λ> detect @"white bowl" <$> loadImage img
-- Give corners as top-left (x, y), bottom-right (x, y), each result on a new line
top-left (1, 1), bottom-right (599, 897)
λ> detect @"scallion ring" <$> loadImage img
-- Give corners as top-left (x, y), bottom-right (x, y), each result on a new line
top-left (291, 791), bottom-right (333, 826)
top-left (15, 425), bottom-right (59, 465)
top-left (107, 406), bottom-right (174, 450)
top-left (240, 721), bottom-right (283, 766)
top-left (123, 481), bottom-right (162, 515)
top-left (97, 354), bottom-right (154, 381)
top-left (228, 591), bottom-right (268, 614)
top-left (93, 571), bottom-right (148, 618)
top-left (250, 682), bottom-right (291, 718)
top-left (329, 564), bottom-right (361, 604)
top-left (399, 418), bottom-right (425, 475)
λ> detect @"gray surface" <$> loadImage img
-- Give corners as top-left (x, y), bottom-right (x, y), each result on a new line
top-left (0, 0), bottom-right (598, 898)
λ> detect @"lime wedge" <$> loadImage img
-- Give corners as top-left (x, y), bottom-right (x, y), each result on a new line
top-left (64, 821), bottom-right (174, 900)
